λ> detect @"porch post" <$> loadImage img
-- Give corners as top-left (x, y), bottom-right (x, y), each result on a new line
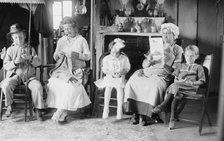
top-left (217, 35), bottom-right (224, 141)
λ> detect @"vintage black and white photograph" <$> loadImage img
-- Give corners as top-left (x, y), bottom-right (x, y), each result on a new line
top-left (0, 0), bottom-right (223, 141)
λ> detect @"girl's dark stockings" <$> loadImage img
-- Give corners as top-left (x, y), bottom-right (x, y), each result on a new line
top-left (170, 98), bottom-right (179, 120)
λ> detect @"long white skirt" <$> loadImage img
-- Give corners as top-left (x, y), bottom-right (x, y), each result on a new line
top-left (46, 77), bottom-right (91, 111)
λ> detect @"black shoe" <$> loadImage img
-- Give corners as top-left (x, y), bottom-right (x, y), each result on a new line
top-left (151, 113), bottom-right (164, 123)
top-left (155, 118), bottom-right (164, 123)
top-left (132, 114), bottom-right (140, 125)
top-left (141, 115), bottom-right (149, 126)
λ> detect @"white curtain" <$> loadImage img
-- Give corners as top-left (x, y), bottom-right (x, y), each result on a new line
top-left (0, 0), bottom-right (45, 4)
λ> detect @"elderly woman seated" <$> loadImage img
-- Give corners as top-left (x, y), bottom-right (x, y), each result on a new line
top-left (124, 23), bottom-right (183, 126)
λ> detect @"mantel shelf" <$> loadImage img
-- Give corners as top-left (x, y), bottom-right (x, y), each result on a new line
top-left (100, 32), bottom-right (162, 37)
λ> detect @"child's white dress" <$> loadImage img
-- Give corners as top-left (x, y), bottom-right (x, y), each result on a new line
top-left (95, 54), bottom-right (130, 88)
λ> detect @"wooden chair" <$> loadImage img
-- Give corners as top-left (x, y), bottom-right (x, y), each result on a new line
top-left (162, 54), bottom-right (213, 135)
top-left (0, 70), bottom-right (33, 122)
top-left (0, 64), bottom-right (55, 122)
top-left (175, 38), bottom-right (184, 47)
top-left (38, 63), bottom-right (92, 115)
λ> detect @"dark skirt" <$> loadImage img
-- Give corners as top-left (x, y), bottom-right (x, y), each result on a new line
top-left (124, 99), bottom-right (154, 117)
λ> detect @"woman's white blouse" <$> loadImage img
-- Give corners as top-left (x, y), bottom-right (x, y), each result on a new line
top-left (54, 35), bottom-right (90, 61)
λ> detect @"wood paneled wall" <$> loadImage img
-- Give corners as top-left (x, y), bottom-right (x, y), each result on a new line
top-left (197, 0), bottom-right (223, 97)
top-left (178, 0), bottom-right (198, 47)
top-left (217, 36), bottom-right (224, 141)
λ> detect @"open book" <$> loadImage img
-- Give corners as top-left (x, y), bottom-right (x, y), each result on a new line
top-left (148, 36), bottom-right (164, 66)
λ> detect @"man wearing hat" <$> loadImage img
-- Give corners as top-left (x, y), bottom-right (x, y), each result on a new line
top-left (1, 23), bottom-right (45, 121)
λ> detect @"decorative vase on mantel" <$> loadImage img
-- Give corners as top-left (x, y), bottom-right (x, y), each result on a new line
top-left (123, 17), bottom-right (135, 32)
top-left (141, 18), bottom-right (152, 33)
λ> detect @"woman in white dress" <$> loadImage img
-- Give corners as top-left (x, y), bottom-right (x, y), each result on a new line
top-left (46, 17), bottom-right (91, 122)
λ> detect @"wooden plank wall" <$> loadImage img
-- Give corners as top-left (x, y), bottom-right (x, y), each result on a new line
top-left (217, 35), bottom-right (224, 141)
top-left (163, 0), bottom-right (178, 24)
top-left (178, 0), bottom-right (198, 47)
top-left (197, 0), bottom-right (223, 97)
top-left (217, 1), bottom-right (224, 141)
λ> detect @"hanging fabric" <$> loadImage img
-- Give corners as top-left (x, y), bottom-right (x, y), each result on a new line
top-left (0, 0), bottom-right (45, 4)
top-left (0, 4), bottom-right (39, 49)
top-left (34, 4), bottom-right (52, 38)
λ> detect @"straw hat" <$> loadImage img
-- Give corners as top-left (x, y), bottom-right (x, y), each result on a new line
top-left (7, 23), bottom-right (26, 39)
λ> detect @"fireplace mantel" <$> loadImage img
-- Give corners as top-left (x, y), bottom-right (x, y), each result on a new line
top-left (101, 32), bottom-right (161, 37)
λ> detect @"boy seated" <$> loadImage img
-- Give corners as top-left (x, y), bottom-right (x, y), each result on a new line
top-left (152, 45), bottom-right (206, 129)
top-left (1, 23), bottom-right (45, 121)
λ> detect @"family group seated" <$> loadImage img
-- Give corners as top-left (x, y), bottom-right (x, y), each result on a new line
top-left (0, 17), bottom-right (206, 130)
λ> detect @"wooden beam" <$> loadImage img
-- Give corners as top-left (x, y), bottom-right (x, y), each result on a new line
top-left (90, 0), bottom-right (94, 71)
top-left (89, 0), bottom-right (95, 108)
top-left (217, 36), bottom-right (224, 141)
top-left (90, 0), bottom-right (101, 80)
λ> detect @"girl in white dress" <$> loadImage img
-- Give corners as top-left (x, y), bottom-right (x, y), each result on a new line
top-left (95, 38), bottom-right (131, 120)
top-left (46, 17), bottom-right (91, 122)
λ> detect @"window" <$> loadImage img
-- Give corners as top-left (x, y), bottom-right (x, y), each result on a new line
top-left (53, 0), bottom-right (72, 29)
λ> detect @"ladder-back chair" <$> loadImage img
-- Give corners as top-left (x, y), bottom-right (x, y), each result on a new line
top-left (0, 63), bottom-right (55, 121)
top-left (0, 69), bottom-right (33, 121)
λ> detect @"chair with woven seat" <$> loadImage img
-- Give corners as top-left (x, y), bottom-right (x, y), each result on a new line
top-left (37, 62), bottom-right (92, 116)
top-left (0, 63), bottom-right (55, 122)
top-left (161, 54), bottom-right (213, 135)
top-left (0, 70), bottom-right (33, 122)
